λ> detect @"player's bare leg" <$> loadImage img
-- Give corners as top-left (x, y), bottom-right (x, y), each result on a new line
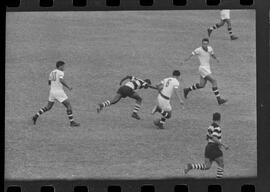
top-left (184, 158), bottom-right (212, 174)
top-left (214, 156), bottom-right (225, 178)
top-left (32, 101), bottom-right (54, 125)
top-left (205, 75), bottom-right (227, 105)
top-left (62, 99), bottom-right (80, 127)
top-left (184, 76), bottom-right (206, 99)
top-left (151, 105), bottom-right (162, 115)
top-left (208, 20), bottom-right (225, 37)
top-left (129, 92), bottom-right (142, 120)
top-left (225, 19), bottom-right (238, 40)
top-left (97, 94), bottom-right (122, 113)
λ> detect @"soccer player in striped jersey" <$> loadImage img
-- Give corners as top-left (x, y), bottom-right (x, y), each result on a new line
top-left (184, 112), bottom-right (229, 179)
top-left (32, 61), bottom-right (80, 127)
top-left (97, 75), bottom-right (154, 120)
top-left (151, 70), bottom-right (184, 129)
top-left (207, 10), bottom-right (238, 40)
top-left (182, 38), bottom-right (227, 105)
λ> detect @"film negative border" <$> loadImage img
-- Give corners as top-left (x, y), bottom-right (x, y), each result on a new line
top-left (5, 0), bottom-right (256, 11)
top-left (3, 0), bottom-right (270, 192)
top-left (3, 179), bottom-right (259, 192)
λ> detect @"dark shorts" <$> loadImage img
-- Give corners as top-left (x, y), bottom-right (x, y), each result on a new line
top-left (204, 143), bottom-right (223, 161)
top-left (117, 86), bottom-right (135, 98)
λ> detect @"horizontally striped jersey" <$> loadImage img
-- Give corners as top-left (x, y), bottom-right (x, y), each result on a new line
top-left (206, 122), bottom-right (222, 144)
top-left (125, 76), bottom-right (148, 90)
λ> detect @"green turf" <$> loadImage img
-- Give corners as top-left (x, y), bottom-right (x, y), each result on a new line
top-left (5, 10), bottom-right (256, 179)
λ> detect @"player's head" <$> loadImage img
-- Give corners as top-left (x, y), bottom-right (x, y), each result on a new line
top-left (144, 79), bottom-right (151, 85)
top-left (202, 38), bottom-right (209, 48)
top-left (213, 112), bottom-right (221, 122)
top-left (172, 70), bottom-right (181, 79)
top-left (56, 61), bottom-right (65, 71)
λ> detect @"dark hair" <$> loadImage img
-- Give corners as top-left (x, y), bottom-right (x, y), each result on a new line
top-left (213, 112), bottom-right (221, 121)
top-left (56, 61), bottom-right (65, 68)
top-left (172, 70), bottom-right (181, 76)
top-left (202, 38), bottom-right (209, 43)
top-left (144, 79), bottom-right (151, 85)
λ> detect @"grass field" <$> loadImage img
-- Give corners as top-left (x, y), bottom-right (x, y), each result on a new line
top-left (5, 10), bottom-right (256, 179)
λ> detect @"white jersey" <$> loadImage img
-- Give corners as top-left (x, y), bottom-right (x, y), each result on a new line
top-left (220, 9), bottom-right (230, 20)
top-left (49, 69), bottom-right (64, 92)
top-left (160, 77), bottom-right (180, 99)
top-left (192, 46), bottom-right (214, 71)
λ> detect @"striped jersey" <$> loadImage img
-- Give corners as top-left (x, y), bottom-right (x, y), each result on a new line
top-left (206, 122), bottom-right (222, 143)
top-left (125, 76), bottom-right (148, 90)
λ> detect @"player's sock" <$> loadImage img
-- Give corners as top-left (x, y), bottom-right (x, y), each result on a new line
top-left (133, 104), bottom-right (141, 114)
top-left (101, 100), bottom-right (111, 108)
top-left (161, 111), bottom-right (170, 118)
top-left (216, 167), bottom-right (224, 178)
top-left (67, 110), bottom-right (74, 123)
top-left (160, 117), bottom-right (166, 125)
top-left (228, 27), bottom-right (233, 37)
top-left (210, 24), bottom-right (219, 30)
top-left (212, 87), bottom-right (221, 100)
top-left (191, 163), bottom-right (207, 170)
top-left (36, 107), bottom-right (48, 117)
top-left (188, 83), bottom-right (201, 91)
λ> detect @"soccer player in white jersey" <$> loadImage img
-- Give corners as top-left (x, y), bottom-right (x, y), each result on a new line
top-left (182, 38), bottom-right (227, 105)
top-left (32, 61), bottom-right (80, 127)
top-left (151, 70), bottom-right (184, 129)
top-left (207, 9), bottom-right (238, 40)
top-left (184, 112), bottom-right (229, 179)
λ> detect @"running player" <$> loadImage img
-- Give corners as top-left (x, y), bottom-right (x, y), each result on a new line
top-left (184, 112), bottom-right (229, 179)
top-left (207, 9), bottom-right (238, 40)
top-left (97, 75), bottom-right (153, 120)
top-left (32, 61), bottom-right (80, 127)
top-left (151, 70), bottom-right (184, 129)
top-left (182, 38), bottom-right (227, 105)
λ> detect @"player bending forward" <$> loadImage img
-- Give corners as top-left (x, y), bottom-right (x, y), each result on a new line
top-left (207, 9), bottom-right (238, 40)
top-left (184, 112), bottom-right (229, 179)
top-left (182, 38), bottom-right (227, 105)
top-left (97, 75), bottom-right (154, 120)
top-left (151, 70), bottom-right (184, 129)
top-left (32, 61), bottom-right (80, 127)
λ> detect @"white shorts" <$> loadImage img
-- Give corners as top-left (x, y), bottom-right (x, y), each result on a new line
top-left (48, 90), bottom-right (68, 103)
top-left (220, 10), bottom-right (230, 20)
top-left (157, 94), bottom-right (172, 111)
top-left (199, 66), bottom-right (212, 78)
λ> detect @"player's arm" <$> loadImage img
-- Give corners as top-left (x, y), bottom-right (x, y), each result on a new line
top-left (211, 53), bottom-right (220, 63)
top-left (147, 82), bottom-right (163, 90)
top-left (147, 85), bottom-right (159, 90)
top-left (119, 75), bottom-right (132, 85)
top-left (181, 54), bottom-right (194, 64)
top-left (60, 78), bottom-right (72, 91)
top-left (211, 135), bottom-right (229, 150)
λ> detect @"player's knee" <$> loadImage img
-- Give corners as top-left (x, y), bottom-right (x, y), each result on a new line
top-left (212, 79), bottom-right (217, 86)
top-left (66, 104), bottom-right (72, 111)
top-left (46, 104), bottom-right (53, 110)
top-left (136, 97), bottom-right (142, 103)
top-left (199, 83), bottom-right (205, 88)
top-left (205, 165), bottom-right (211, 170)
